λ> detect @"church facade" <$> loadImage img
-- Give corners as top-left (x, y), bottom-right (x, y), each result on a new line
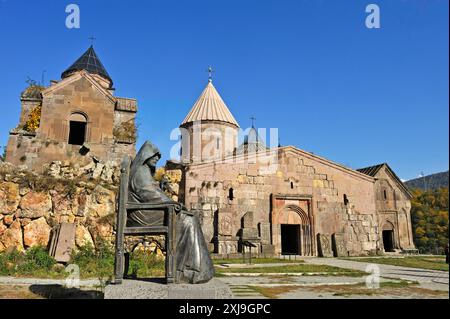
top-left (4, 45), bottom-right (415, 257)
top-left (5, 46), bottom-right (137, 171)
top-left (171, 78), bottom-right (415, 257)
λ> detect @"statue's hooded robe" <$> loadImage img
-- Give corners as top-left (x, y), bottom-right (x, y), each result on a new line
top-left (127, 141), bottom-right (214, 284)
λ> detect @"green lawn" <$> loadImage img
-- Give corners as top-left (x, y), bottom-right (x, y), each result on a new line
top-left (215, 264), bottom-right (367, 277)
top-left (341, 256), bottom-right (449, 271)
top-left (213, 258), bottom-right (302, 264)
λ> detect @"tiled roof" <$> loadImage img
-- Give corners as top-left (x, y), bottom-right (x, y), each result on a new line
top-left (61, 46), bottom-right (113, 87)
top-left (181, 81), bottom-right (239, 127)
top-left (357, 163), bottom-right (412, 198)
top-left (356, 163), bottom-right (386, 177)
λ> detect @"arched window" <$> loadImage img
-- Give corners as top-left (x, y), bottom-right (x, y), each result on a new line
top-left (290, 181), bottom-right (294, 189)
top-left (68, 112), bottom-right (87, 145)
top-left (383, 189), bottom-right (387, 200)
top-left (229, 188), bottom-right (234, 200)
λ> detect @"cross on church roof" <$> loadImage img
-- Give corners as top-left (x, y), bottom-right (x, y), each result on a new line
top-left (250, 116), bottom-right (256, 128)
top-left (88, 36), bottom-right (96, 46)
top-left (207, 66), bottom-right (214, 82)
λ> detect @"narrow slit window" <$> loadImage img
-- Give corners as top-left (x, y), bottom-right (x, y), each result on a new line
top-left (229, 188), bottom-right (234, 200)
top-left (343, 194), bottom-right (349, 205)
top-left (290, 181), bottom-right (294, 189)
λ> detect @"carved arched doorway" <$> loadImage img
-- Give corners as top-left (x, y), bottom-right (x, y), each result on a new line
top-left (277, 205), bottom-right (313, 256)
top-left (382, 221), bottom-right (396, 252)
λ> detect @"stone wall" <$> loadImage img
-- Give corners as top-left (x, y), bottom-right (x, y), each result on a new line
top-left (179, 146), bottom-right (385, 256)
top-left (0, 161), bottom-right (118, 252)
top-left (0, 161), bottom-right (181, 256)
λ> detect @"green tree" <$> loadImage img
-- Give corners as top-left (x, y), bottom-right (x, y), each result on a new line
top-left (410, 187), bottom-right (449, 254)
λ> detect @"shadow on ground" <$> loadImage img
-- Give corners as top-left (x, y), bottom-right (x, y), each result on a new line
top-left (29, 285), bottom-right (104, 299)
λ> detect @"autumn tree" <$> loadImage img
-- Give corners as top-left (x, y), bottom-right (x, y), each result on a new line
top-left (410, 187), bottom-right (449, 254)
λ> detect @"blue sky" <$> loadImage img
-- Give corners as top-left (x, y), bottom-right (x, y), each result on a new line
top-left (0, 0), bottom-right (448, 180)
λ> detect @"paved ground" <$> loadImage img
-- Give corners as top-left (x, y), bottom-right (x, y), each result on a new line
top-left (219, 257), bottom-right (449, 299)
top-left (0, 258), bottom-right (448, 299)
top-left (222, 276), bottom-right (380, 299)
top-left (302, 257), bottom-right (449, 291)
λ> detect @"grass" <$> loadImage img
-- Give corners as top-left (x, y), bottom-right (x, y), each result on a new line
top-left (213, 258), bottom-right (302, 264)
top-left (214, 264), bottom-right (367, 276)
top-left (0, 246), bottom-right (64, 279)
top-left (312, 281), bottom-right (448, 298)
top-left (0, 243), bottom-right (165, 282)
top-left (341, 256), bottom-right (449, 271)
top-left (249, 280), bottom-right (447, 299)
top-left (250, 285), bottom-right (302, 299)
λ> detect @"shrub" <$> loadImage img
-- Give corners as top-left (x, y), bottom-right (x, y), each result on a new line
top-left (128, 250), bottom-right (165, 278)
top-left (0, 247), bottom-right (58, 277)
top-left (23, 105), bottom-right (42, 132)
top-left (70, 240), bottom-right (115, 280)
top-left (17, 246), bottom-right (56, 273)
top-left (113, 119), bottom-right (137, 143)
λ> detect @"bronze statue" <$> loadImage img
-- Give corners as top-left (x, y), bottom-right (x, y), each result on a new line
top-left (126, 141), bottom-right (214, 284)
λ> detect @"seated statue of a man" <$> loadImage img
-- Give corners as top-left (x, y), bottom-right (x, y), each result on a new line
top-left (126, 141), bottom-right (214, 284)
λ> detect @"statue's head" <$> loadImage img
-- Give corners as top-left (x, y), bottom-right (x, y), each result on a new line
top-left (131, 140), bottom-right (162, 172)
top-left (146, 152), bottom-right (161, 168)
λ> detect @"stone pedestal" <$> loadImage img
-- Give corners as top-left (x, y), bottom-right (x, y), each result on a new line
top-left (216, 235), bottom-right (239, 254)
top-left (104, 278), bottom-right (233, 299)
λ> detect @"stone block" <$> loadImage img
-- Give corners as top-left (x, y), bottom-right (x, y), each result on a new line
top-left (331, 233), bottom-right (348, 257)
top-left (242, 211), bottom-right (254, 228)
top-left (104, 279), bottom-right (233, 299)
top-left (258, 222), bottom-right (271, 244)
top-left (218, 210), bottom-right (233, 236)
top-left (0, 182), bottom-right (20, 214)
top-left (261, 244), bottom-right (275, 255)
top-left (241, 228), bottom-right (258, 239)
top-left (23, 217), bottom-right (51, 248)
top-left (317, 234), bottom-right (333, 257)
top-left (49, 223), bottom-right (76, 263)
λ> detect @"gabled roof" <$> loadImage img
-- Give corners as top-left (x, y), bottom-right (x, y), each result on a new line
top-left (357, 163), bottom-right (412, 198)
top-left (357, 163), bottom-right (385, 177)
top-left (43, 70), bottom-right (115, 105)
top-left (181, 81), bottom-right (239, 127)
top-left (61, 46), bottom-right (113, 87)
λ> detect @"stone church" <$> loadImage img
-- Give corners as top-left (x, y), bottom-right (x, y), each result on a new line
top-left (4, 46), bottom-right (415, 257)
top-left (5, 46), bottom-right (137, 171)
top-left (170, 77), bottom-right (416, 257)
